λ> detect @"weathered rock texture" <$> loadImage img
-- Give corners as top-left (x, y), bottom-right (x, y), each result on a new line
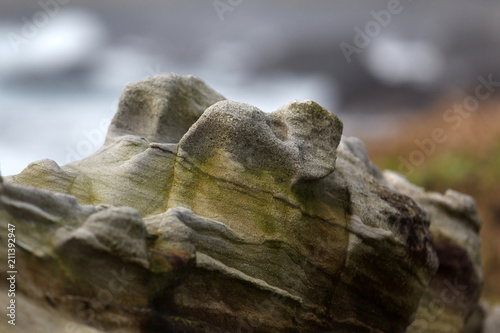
top-left (384, 172), bottom-right (483, 333)
top-left (1, 73), bottom-right (483, 333)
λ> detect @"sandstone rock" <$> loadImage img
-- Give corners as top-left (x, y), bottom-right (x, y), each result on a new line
top-left (106, 73), bottom-right (225, 144)
top-left (1, 73), bottom-right (484, 332)
top-left (384, 171), bottom-right (483, 333)
top-left (178, 99), bottom-right (343, 185)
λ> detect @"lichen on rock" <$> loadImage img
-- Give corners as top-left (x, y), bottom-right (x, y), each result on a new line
top-left (1, 73), bottom-right (483, 333)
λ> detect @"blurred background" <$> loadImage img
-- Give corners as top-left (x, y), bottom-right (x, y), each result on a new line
top-left (0, 0), bottom-right (499, 303)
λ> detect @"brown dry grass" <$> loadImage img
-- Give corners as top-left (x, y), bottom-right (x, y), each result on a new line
top-left (364, 97), bottom-right (500, 303)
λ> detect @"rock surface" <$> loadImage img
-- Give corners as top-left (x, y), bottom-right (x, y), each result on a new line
top-left (1, 73), bottom-right (484, 332)
top-left (384, 172), bottom-right (483, 333)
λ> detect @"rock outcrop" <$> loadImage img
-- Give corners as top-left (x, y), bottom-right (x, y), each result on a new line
top-left (384, 172), bottom-right (483, 333)
top-left (0, 73), bottom-right (483, 332)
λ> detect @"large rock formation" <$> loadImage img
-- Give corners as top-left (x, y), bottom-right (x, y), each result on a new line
top-left (0, 73), bottom-right (483, 332)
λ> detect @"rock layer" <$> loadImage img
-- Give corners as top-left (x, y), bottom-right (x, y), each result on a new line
top-left (1, 73), bottom-right (483, 333)
top-left (385, 172), bottom-right (483, 332)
